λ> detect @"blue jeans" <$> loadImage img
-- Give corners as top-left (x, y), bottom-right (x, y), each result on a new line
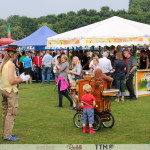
top-left (42, 66), bottom-right (51, 83)
top-left (34, 66), bottom-right (42, 82)
top-left (82, 108), bottom-right (94, 124)
top-left (115, 79), bottom-right (126, 97)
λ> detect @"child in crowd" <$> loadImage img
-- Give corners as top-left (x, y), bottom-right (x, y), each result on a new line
top-left (81, 84), bottom-right (96, 134)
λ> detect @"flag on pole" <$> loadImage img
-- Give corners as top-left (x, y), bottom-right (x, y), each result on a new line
top-left (7, 24), bottom-right (11, 38)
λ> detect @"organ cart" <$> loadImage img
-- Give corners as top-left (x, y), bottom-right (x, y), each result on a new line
top-left (73, 76), bottom-right (119, 131)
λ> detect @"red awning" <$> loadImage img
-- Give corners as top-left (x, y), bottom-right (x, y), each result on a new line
top-left (0, 38), bottom-right (16, 46)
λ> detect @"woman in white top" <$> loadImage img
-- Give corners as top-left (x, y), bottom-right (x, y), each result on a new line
top-left (93, 58), bottom-right (101, 73)
top-left (89, 54), bottom-right (99, 73)
top-left (68, 56), bottom-right (82, 110)
top-left (68, 56), bottom-right (82, 79)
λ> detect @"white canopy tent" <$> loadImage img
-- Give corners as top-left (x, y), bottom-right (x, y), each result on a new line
top-left (47, 16), bottom-right (150, 49)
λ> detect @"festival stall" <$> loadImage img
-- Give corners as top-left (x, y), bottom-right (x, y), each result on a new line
top-left (8, 25), bottom-right (57, 81)
top-left (47, 16), bottom-right (150, 48)
top-left (47, 16), bottom-right (150, 97)
top-left (11, 25), bottom-right (57, 51)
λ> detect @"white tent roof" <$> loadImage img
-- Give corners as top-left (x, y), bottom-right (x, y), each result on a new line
top-left (47, 16), bottom-right (150, 48)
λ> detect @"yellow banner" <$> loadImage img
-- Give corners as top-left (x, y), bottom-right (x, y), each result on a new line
top-left (86, 37), bottom-right (143, 44)
top-left (48, 40), bottom-right (80, 45)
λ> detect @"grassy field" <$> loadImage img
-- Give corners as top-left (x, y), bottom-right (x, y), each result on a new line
top-left (0, 82), bottom-right (150, 144)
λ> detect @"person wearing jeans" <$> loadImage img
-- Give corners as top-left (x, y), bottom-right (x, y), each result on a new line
top-left (57, 78), bottom-right (73, 107)
top-left (113, 52), bottom-right (126, 102)
top-left (123, 49), bottom-right (137, 100)
top-left (54, 55), bottom-right (73, 107)
top-left (126, 74), bottom-right (136, 99)
top-left (33, 52), bottom-right (43, 82)
top-left (42, 66), bottom-right (51, 83)
top-left (42, 51), bottom-right (53, 83)
top-left (80, 84), bottom-right (96, 134)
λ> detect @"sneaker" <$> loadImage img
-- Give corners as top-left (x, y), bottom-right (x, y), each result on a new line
top-left (2, 134), bottom-right (16, 139)
top-left (11, 134), bottom-right (16, 137)
top-left (69, 107), bottom-right (77, 110)
top-left (3, 136), bottom-right (19, 141)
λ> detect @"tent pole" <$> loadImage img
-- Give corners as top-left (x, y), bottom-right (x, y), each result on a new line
top-left (133, 45), bottom-right (138, 70)
top-left (133, 45), bottom-right (138, 98)
top-left (72, 47), bottom-right (74, 57)
top-left (133, 45), bottom-right (137, 57)
top-left (98, 46), bottom-right (101, 57)
top-left (71, 47), bottom-right (74, 60)
top-left (92, 45), bottom-right (95, 54)
top-left (67, 47), bottom-right (70, 63)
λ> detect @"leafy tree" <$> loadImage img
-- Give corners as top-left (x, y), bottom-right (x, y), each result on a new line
top-left (18, 16), bottom-right (38, 36)
top-left (129, 0), bottom-right (150, 12)
top-left (88, 9), bottom-right (98, 16)
top-left (67, 11), bottom-right (76, 16)
top-left (101, 6), bottom-right (110, 12)
top-left (0, 25), bottom-right (7, 38)
top-left (36, 16), bottom-right (49, 25)
top-left (0, 0), bottom-right (150, 41)
top-left (0, 19), bottom-right (7, 26)
top-left (11, 26), bottom-right (26, 40)
top-left (57, 13), bottom-right (67, 21)
top-left (38, 22), bottom-right (55, 31)
top-left (89, 16), bottom-right (102, 24)
top-left (144, 11), bottom-right (150, 24)
top-left (46, 15), bottom-right (58, 24)
top-left (7, 15), bottom-right (38, 39)
top-left (77, 9), bottom-right (88, 16)
top-left (7, 15), bottom-right (23, 27)
top-left (99, 6), bottom-right (113, 18)
top-left (115, 9), bottom-right (127, 16)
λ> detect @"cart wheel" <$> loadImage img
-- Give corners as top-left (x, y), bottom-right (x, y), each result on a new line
top-left (73, 111), bottom-right (83, 128)
top-left (93, 113), bottom-right (102, 131)
top-left (101, 112), bottom-right (115, 128)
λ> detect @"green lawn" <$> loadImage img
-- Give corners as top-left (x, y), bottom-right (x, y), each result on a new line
top-left (0, 82), bottom-right (150, 144)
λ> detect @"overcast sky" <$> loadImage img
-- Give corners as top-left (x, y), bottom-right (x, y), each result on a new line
top-left (0, 0), bottom-right (129, 19)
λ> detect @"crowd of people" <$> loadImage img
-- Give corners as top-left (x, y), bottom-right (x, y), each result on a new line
top-left (0, 48), bottom-right (150, 101)
top-left (0, 45), bottom-right (150, 139)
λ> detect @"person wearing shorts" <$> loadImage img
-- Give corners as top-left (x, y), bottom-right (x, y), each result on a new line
top-left (81, 84), bottom-right (96, 134)
top-left (23, 53), bottom-right (33, 84)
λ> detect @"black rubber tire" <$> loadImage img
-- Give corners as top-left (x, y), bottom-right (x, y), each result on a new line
top-left (101, 112), bottom-right (115, 128)
top-left (93, 113), bottom-right (102, 131)
top-left (73, 111), bottom-right (83, 128)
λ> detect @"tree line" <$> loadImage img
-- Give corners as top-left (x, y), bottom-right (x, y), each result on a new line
top-left (0, 0), bottom-right (150, 41)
